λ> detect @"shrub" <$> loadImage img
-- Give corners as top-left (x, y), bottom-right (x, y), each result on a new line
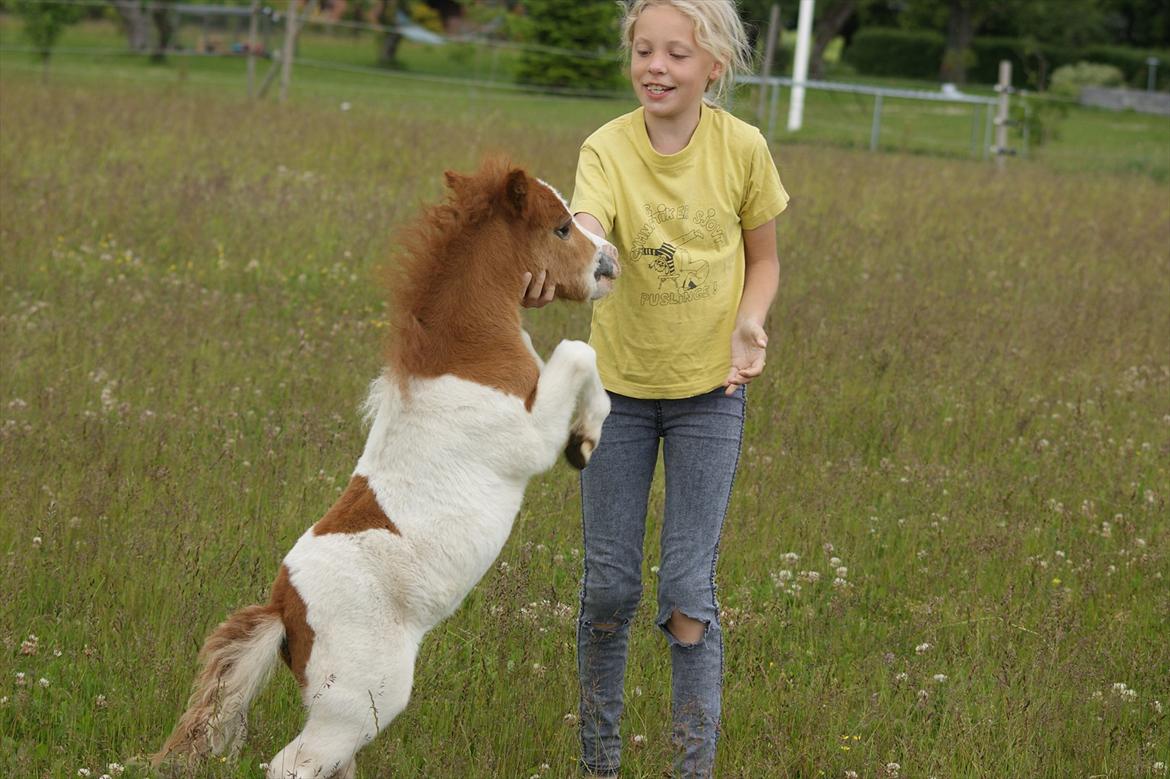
top-left (1049, 61), bottom-right (1126, 99)
top-left (514, 0), bottom-right (622, 92)
top-left (843, 27), bottom-right (944, 79)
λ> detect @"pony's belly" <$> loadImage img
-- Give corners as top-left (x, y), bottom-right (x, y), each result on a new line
top-left (284, 487), bottom-right (523, 633)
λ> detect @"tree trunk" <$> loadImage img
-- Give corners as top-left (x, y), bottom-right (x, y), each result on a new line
top-left (151, 8), bottom-right (174, 63)
top-left (376, 0), bottom-right (402, 68)
top-left (809, 0), bottom-right (857, 80)
top-left (940, 0), bottom-right (976, 85)
top-left (110, 0), bottom-right (151, 53)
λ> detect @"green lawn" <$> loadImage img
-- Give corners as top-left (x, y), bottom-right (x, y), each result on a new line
top-left (1, 38), bottom-right (1168, 779)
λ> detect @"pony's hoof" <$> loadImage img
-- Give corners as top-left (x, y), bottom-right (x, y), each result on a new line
top-left (564, 431), bottom-right (595, 470)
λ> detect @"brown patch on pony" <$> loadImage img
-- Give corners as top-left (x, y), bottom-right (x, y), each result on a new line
top-left (270, 564), bottom-right (314, 688)
top-left (383, 159), bottom-right (598, 403)
top-left (312, 475), bottom-right (400, 536)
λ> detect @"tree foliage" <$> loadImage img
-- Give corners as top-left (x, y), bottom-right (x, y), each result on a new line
top-left (513, 0), bottom-right (622, 91)
top-left (15, 0), bottom-right (82, 64)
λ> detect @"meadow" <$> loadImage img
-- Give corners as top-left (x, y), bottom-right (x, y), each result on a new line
top-left (2, 50), bottom-right (1169, 779)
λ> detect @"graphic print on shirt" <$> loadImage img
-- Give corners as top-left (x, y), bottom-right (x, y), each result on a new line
top-left (629, 202), bottom-right (729, 307)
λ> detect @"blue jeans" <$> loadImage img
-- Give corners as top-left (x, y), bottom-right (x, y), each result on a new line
top-left (577, 386), bottom-right (746, 778)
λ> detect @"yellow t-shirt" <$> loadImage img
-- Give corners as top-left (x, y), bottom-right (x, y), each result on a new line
top-left (570, 105), bottom-right (789, 399)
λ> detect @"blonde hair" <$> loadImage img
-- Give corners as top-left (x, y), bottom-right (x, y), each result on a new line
top-left (620, 0), bottom-right (752, 105)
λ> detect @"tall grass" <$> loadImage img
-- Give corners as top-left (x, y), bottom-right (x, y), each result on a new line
top-left (1, 71), bottom-right (1168, 778)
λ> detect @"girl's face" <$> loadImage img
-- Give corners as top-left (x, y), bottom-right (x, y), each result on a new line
top-left (630, 5), bottom-right (723, 124)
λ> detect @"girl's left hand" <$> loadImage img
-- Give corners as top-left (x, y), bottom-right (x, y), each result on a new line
top-left (724, 320), bottom-right (768, 395)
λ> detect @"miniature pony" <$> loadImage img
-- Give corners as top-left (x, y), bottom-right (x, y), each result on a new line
top-left (154, 160), bottom-right (620, 779)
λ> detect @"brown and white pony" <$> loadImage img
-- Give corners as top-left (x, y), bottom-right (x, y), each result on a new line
top-left (154, 160), bottom-right (619, 779)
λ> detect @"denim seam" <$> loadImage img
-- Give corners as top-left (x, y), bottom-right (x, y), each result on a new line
top-left (708, 385), bottom-right (745, 757)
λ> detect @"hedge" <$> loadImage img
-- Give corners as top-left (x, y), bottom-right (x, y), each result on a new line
top-left (843, 28), bottom-right (945, 79)
top-left (845, 27), bottom-right (1169, 90)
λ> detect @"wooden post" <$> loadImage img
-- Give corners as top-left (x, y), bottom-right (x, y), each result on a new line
top-left (756, 4), bottom-right (780, 123)
top-left (993, 59), bottom-right (1012, 170)
top-left (247, 0), bottom-right (260, 99)
top-left (279, 0), bottom-right (299, 102)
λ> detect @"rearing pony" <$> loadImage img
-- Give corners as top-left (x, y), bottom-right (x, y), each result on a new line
top-left (154, 160), bottom-right (620, 779)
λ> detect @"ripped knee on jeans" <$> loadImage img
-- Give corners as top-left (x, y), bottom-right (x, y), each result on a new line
top-left (660, 607), bottom-right (709, 647)
top-left (582, 616), bottom-right (628, 637)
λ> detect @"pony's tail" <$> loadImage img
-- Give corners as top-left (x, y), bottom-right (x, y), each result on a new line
top-left (153, 605), bottom-right (286, 767)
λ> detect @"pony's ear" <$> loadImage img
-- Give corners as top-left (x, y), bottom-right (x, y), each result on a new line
top-left (504, 169), bottom-right (529, 219)
top-left (444, 170), bottom-right (467, 191)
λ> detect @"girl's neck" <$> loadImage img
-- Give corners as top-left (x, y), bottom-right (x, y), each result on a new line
top-left (643, 102), bottom-right (703, 155)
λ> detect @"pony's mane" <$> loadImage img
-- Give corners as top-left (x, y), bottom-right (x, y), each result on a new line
top-left (382, 160), bottom-right (509, 336)
top-left (381, 158), bottom-right (536, 387)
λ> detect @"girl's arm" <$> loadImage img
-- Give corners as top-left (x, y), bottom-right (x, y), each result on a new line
top-left (724, 219), bottom-right (780, 395)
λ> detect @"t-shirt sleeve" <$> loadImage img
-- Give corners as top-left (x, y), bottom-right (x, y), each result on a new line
top-left (739, 131), bottom-right (789, 230)
top-left (569, 143), bottom-right (616, 235)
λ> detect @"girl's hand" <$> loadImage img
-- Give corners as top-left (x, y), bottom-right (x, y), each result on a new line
top-left (724, 319), bottom-right (768, 395)
top-left (521, 270), bottom-right (556, 308)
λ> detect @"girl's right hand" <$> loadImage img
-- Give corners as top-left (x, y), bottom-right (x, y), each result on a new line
top-left (521, 270), bottom-right (556, 308)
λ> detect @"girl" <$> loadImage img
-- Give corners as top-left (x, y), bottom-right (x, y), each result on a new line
top-left (524, 1), bottom-right (788, 775)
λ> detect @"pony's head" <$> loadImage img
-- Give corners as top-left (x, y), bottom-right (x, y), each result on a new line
top-left (441, 161), bottom-right (620, 301)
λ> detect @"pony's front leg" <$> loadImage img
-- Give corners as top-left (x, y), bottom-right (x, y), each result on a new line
top-left (564, 355), bottom-right (609, 470)
top-left (527, 340), bottom-right (608, 471)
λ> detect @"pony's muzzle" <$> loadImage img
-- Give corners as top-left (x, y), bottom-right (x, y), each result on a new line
top-left (594, 243), bottom-right (621, 282)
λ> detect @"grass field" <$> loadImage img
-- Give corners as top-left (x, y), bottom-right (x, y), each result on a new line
top-left (2, 44), bottom-right (1169, 779)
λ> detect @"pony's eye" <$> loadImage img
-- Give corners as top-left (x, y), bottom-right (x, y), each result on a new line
top-left (554, 222), bottom-right (572, 240)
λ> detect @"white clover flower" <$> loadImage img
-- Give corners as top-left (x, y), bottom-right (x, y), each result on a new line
top-left (107, 764), bottom-right (124, 776)
top-left (895, 672), bottom-right (908, 683)
top-left (78, 771), bottom-right (92, 778)
top-left (38, 677), bottom-right (50, 688)
top-left (32, 536), bottom-right (42, 547)
top-left (631, 734), bottom-right (646, 746)
top-left (650, 565), bottom-right (660, 574)
top-left (915, 642), bottom-right (932, 654)
top-left (14, 672), bottom-right (26, 685)
top-left (845, 771), bottom-right (859, 779)
top-left (836, 566), bottom-right (848, 578)
top-left (830, 556), bottom-right (842, 567)
top-left (563, 712), bottom-right (578, 725)
top-left (1153, 761), bottom-right (1165, 774)
top-left (832, 577), bottom-right (850, 589)
top-left (783, 552), bottom-right (799, 566)
top-left (933, 674), bottom-right (948, 683)
top-left (885, 763), bottom-right (901, 778)
top-left (1153, 700), bottom-right (1163, 714)
top-left (823, 543), bottom-right (835, 554)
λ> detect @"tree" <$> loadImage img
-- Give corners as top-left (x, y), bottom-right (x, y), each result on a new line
top-left (810, 0), bottom-right (859, 79)
top-left (15, 0), bottom-right (82, 77)
top-left (514, 0), bottom-right (621, 91)
top-left (375, 0), bottom-right (404, 68)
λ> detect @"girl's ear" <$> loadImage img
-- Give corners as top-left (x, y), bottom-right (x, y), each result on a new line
top-left (709, 60), bottom-right (724, 86)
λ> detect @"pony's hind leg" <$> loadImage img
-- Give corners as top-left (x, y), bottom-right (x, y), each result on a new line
top-left (266, 642), bottom-right (415, 779)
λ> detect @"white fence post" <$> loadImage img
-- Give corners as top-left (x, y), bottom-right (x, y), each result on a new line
top-left (993, 59), bottom-right (1013, 169)
top-left (787, 0), bottom-right (814, 132)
